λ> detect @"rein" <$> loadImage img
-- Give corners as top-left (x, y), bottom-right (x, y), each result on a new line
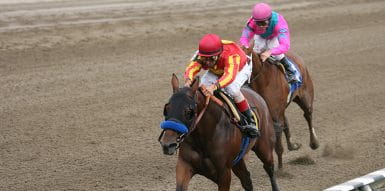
top-left (187, 88), bottom-right (224, 135)
top-left (172, 88), bottom-right (232, 146)
top-left (188, 92), bottom-right (210, 134)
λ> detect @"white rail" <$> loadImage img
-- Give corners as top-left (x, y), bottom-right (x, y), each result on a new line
top-left (324, 168), bottom-right (385, 191)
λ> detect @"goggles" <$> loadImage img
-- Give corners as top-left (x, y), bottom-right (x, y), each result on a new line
top-left (198, 55), bottom-right (219, 63)
top-left (254, 19), bottom-right (269, 27)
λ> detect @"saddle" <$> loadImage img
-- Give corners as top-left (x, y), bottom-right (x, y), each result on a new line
top-left (266, 57), bottom-right (285, 73)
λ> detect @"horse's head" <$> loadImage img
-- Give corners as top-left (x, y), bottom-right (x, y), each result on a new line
top-left (158, 74), bottom-right (200, 155)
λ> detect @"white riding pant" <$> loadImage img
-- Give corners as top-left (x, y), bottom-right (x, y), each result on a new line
top-left (253, 35), bottom-right (284, 60)
top-left (200, 62), bottom-right (252, 102)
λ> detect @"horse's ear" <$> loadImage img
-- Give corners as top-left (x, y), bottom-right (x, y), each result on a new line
top-left (171, 73), bottom-right (179, 93)
top-left (191, 76), bottom-right (200, 93)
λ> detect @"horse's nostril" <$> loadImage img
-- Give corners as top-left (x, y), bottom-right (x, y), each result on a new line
top-left (161, 143), bottom-right (177, 150)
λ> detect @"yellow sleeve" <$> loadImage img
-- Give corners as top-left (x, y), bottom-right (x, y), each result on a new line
top-left (217, 55), bottom-right (240, 88)
top-left (184, 61), bottom-right (201, 80)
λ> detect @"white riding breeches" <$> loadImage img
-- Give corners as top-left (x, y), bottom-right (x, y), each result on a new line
top-left (253, 35), bottom-right (284, 60)
top-left (200, 62), bottom-right (252, 102)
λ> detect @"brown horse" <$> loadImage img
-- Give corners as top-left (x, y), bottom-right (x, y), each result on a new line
top-left (244, 48), bottom-right (319, 169)
top-left (158, 74), bottom-right (279, 191)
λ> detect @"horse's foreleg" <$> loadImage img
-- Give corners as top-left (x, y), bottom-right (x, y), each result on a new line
top-left (293, 96), bottom-right (319, 150)
top-left (217, 169), bottom-right (232, 191)
top-left (232, 160), bottom-right (253, 191)
top-left (283, 115), bottom-right (302, 151)
top-left (175, 158), bottom-right (194, 191)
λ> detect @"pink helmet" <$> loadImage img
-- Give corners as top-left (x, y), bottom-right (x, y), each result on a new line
top-left (252, 3), bottom-right (272, 21)
top-left (198, 34), bottom-right (223, 57)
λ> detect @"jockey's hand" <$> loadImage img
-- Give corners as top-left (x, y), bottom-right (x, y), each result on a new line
top-left (260, 50), bottom-right (272, 62)
top-left (202, 84), bottom-right (217, 97)
top-left (184, 78), bottom-right (192, 87)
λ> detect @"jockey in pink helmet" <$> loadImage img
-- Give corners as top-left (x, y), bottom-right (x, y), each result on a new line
top-left (240, 2), bottom-right (301, 84)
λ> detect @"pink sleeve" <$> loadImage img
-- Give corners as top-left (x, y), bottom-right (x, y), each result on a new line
top-left (270, 15), bottom-right (291, 55)
top-left (239, 18), bottom-right (256, 48)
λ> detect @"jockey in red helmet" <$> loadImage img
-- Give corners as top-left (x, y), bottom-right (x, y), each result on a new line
top-left (240, 2), bottom-right (301, 84)
top-left (184, 33), bottom-right (259, 138)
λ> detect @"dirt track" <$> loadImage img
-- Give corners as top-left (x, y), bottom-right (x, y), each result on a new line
top-left (1, 0), bottom-right (385, 190)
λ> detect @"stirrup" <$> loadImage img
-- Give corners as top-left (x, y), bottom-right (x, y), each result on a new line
top-left (288, 75), bottom-right (300, 83)
top-left (287, 75), bottom-right (296, 83)
top-left (240, 109), bottom-right (260, 138)
top-left (242, 123), bottom-right (259, 138)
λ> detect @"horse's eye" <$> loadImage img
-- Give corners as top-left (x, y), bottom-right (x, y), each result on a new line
top-left (184, 108), bottom-right (194, 121)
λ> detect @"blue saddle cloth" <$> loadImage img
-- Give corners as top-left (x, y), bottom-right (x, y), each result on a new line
top-left (286, 58), bottom-right (302, 94)
top-left (290, 79), bottom-right (302, 94)
top-left (232, 136), bottom-right (251, 165)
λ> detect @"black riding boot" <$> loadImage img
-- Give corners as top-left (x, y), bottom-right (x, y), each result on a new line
top-left (241, 109), bottom-right (260, 138)
top-left (280, 57), bottom-right (299, 83)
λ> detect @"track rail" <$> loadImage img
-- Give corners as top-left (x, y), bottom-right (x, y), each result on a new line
top-left (324, 168), bottom-right (385, 191)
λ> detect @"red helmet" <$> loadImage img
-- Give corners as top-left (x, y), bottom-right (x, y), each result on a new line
top-left (198, 34), bottom-right (223, 57)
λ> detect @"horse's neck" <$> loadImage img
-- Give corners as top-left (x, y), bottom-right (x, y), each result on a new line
top-left (186, 98), bottom-right (239, 157)
top-left (252, 52), bottom-right (283, 74)
top-left (251, 52), bottom-right (264, 73)
top-left (194, 100), bottom-right (232, 141)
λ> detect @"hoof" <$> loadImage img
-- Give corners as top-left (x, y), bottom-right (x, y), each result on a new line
top-left (288, 143), bottom-right (302, 151)
top-left (310, 141), bottom-right (319, 150)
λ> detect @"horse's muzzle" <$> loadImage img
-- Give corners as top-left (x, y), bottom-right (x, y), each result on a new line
top-left (161, 142), bottom-right (178, 155)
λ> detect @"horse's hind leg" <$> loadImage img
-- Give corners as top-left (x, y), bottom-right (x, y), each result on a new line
top-left (217, 169), bottom-right (232, 191)
top-left (293, 95), bottom-right (319, 150)
top-left (232, 160), bottom-right (253, 191)
top-left (283, 115), bottom-right (302, 151)
top-left (253, 143), bottom-right (280, 191)
top-left (263, 164), bottom-right (280, 191)
top-left (273, 120), bottom-right (284, 169)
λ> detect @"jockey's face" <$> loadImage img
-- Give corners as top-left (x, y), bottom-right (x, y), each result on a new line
top-left (199, 55), bottom-right (219, 68)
